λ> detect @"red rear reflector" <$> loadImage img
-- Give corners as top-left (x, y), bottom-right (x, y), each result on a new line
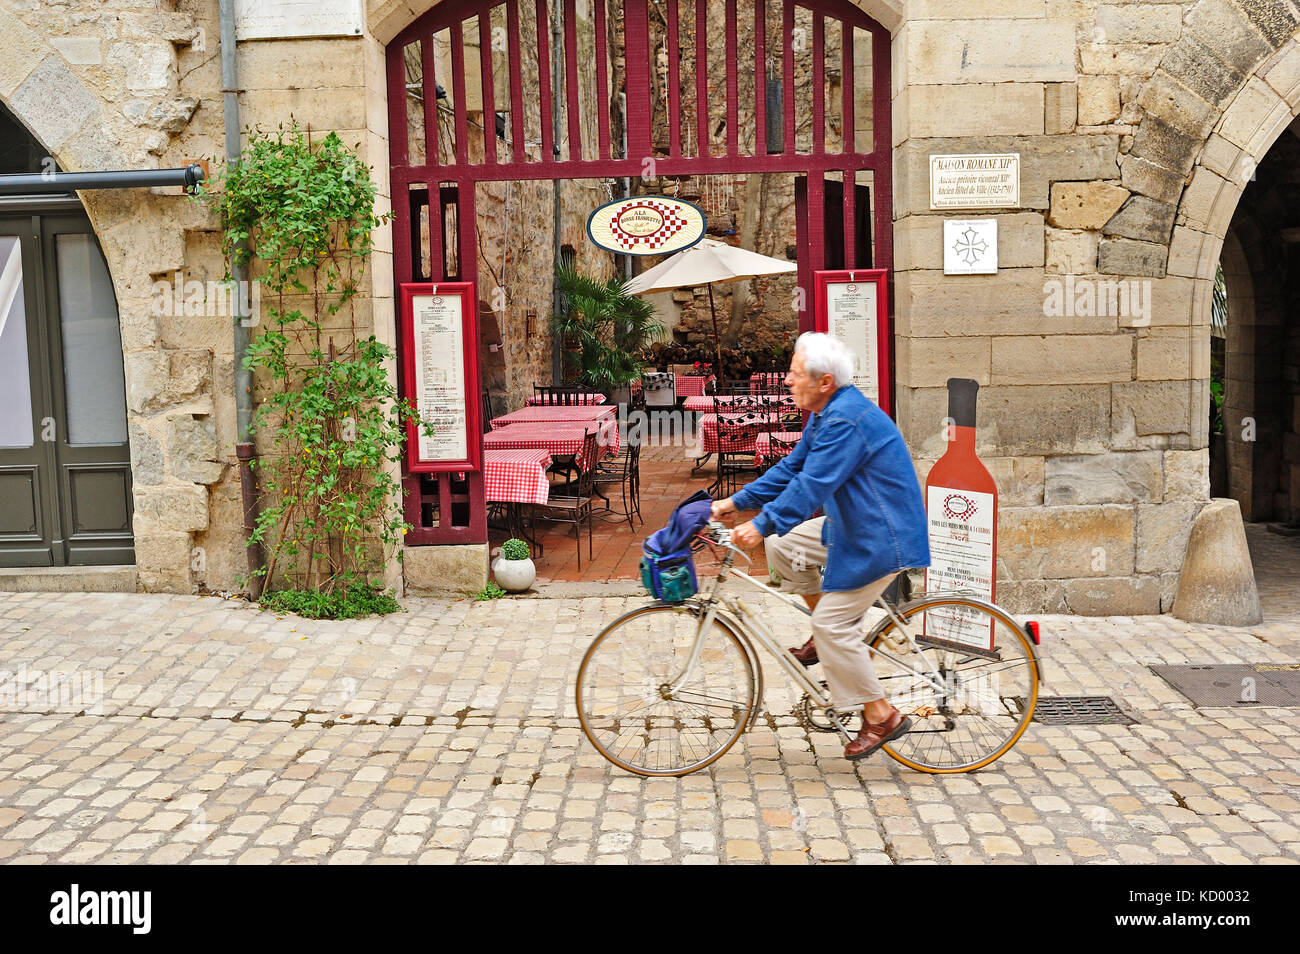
top-left (1025, 621), bottom-right (1040, 644)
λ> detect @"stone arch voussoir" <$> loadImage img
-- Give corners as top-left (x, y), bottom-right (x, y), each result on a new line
top-left (1102, 0), bottom-right (1300, 278)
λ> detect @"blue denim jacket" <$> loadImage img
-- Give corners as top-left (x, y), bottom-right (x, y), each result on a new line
top-left (730, 385), bottom-right (931, 591)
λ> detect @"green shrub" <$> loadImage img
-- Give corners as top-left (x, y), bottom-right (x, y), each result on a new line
top-left (501, 539), bottom-right (530, 561)
top-left (550, 265), bottom-right (664, 391)
top-left (475, 582), bottom-right (507, 601)
top-left (260, 580), bottom-right (402, 620)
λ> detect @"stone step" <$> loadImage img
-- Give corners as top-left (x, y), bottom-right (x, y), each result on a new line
top-left (0, 565), bottom-right (137, 593)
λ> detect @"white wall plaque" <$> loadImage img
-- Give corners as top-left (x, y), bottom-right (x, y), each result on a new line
top-left (929, 154), bottom-right (1020, 210)
top-left (943, 219), bottom-right (998, 275)
top-left (235, 0), bottom-right (364, 40)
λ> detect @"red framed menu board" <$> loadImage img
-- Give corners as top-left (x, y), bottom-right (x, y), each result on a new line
top-left (813, 270), bottom-right (892, 417)
top-left (400, 282), bottom-right (481, 472)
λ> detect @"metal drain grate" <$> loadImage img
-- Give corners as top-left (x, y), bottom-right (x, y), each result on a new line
top-left (1150, 664), bottom-right (1300, 707)
top-left (1032, 695), bottom-right (1137, 725)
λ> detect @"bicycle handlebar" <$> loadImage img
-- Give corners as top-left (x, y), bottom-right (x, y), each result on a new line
top-left (697, 520), bottom-right (751, 567)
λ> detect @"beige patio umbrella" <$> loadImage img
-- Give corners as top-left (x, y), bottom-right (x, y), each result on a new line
top-left (624, 238), bottom-right (797, 375)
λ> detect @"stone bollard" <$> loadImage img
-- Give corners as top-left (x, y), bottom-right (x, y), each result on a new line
top-left (1171, 498), bottom-right (1263, 626)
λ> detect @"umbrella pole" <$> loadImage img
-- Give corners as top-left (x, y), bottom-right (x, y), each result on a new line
top-left (707, 282), bottom-right (722, 379)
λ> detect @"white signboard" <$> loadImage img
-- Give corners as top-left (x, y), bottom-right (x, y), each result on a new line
top-left (411, 294), bottom-right (468, 463)
top-left (929, 154), bottom-right (1020, 210)
top-left (235, 0), bottom-right (364, 40)
top-left (824, 281), bottom-right (878, 405)
top-left (924, 486), bottom-right (996, 650)
top-left (943, 219), bottom-right (998, 275)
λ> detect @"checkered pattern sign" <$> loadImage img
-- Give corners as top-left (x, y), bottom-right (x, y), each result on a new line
top-left (483, 448), bottom-right (552, 505)
top-left (609, 200), bottom-right (687, 250)
top-left (587, 196), bottom-right (705, 256)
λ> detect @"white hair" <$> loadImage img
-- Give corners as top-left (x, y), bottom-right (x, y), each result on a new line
top-left (794, 332), bottom-right (853, 388)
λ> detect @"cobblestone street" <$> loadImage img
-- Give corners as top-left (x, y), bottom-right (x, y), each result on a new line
top-left (0, 528), bottom-right (1297, 865)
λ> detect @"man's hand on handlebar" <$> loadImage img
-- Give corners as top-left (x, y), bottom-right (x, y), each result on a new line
top-left (730, 521), bottom-right (762, 549)
top-left (710, 497), bottom-right (760, 549)
top-left (710, 497), bottom-right (737, 521)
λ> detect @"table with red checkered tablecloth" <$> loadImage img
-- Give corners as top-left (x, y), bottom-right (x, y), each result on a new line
top-left (754, 431), bottom-right (803, 467)
top-left (483, 420), bottom-right (618, 470)
top-left (490, 404), bottom-right (616, 430)
top-left (695, 413), bottom-right (771, 455)
top-left (683, 393), bottom-right (794, 414)
top-left (674, 374), bottom-right (714, 398)
top-left (750, 372), bottom-right (785, 393)
top-left (524, 392), bottom-right (607, 406)
top-left (483, 448), bottom-right (552, 504)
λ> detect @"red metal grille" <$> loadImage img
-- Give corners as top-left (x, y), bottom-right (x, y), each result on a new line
top-left (388, 0), bottom-right (892, 545)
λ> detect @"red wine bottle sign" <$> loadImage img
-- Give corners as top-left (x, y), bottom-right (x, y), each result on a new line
top-left (925, 486), bottom-right (996, 650)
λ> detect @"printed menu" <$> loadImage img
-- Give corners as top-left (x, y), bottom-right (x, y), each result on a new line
top-left (824, 280), bottom-right (878, 405)
top-left (411, 292), bottom-right (468, 463)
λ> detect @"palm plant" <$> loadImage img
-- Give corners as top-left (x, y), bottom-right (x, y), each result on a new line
top-left (550, 265), bottom-right (665, 392)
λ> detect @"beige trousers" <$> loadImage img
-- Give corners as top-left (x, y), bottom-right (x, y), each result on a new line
top-left (764, 516), bottom-right (897, 709)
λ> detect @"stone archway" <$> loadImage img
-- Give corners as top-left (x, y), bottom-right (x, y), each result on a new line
top-left (0, 8), bottom-right (218, 592)
top-left (1205, 126), bottom-right (1300, 527)
top-left (1168, 42), bottom-right (1300, 524)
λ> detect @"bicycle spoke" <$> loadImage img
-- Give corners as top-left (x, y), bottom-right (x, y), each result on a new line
top-left (670, 688), bottom-right (749, 710)
top-left (874, 598), bottom-right (1037, 771)
top-left (577, 605), bottom-right (755, 776)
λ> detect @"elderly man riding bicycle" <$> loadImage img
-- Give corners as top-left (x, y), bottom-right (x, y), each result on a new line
top-left (712, 332), bottom-right (931, 761)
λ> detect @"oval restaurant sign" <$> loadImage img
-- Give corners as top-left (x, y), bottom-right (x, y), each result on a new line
top-left (586, 196), bottom-right (706, 256)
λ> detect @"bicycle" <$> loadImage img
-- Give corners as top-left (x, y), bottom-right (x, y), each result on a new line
top-left (576, 521), bottom-right (1043, 777)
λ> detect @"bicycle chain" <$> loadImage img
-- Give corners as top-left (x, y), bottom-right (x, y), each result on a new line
top-left (795, 681), bottom-right (861, 734)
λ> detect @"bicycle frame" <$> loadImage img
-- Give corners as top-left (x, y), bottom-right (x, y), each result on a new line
top-left (668, 530), bottom-right (957, 743)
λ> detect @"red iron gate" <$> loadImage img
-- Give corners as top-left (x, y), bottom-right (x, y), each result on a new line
top-left (388, 0), bottom-right (892, 545)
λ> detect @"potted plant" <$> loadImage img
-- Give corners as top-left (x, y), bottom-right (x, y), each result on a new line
top-left (550, 265), bottom-right (664, 405)
top-left (492, 538), bottom-right (536, 592)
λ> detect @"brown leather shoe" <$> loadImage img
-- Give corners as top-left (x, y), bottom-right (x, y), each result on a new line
top-left (789, 637), bottom-right (818, 667)
top-left (844, 706), bottom-right (910, 761)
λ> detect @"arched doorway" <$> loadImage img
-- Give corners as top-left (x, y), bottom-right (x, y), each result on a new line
top-left (1211, 120), bottom-right (1300, 531)
top-left (387, 0), bottom-right (893, 545)
top-left (0, 103), bottom-right (134, 567)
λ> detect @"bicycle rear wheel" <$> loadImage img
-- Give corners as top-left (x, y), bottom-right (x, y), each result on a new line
top-left (576, 603), bottom-right (756, 777)
top-left (868, 595), bottom-right (1039, 773)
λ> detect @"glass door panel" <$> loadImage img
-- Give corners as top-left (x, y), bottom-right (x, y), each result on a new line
top-left (0, 235), bottom-right (34, 448)
top-left (55, 233), bottom-right (128, 445)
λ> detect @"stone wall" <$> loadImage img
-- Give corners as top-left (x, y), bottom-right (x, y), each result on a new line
top-left (6, 0), bottom-right (1299, 609)
top-left (892, 0), bottom-right (1300, 613)
top-left (1, 1), bottom-right (395, 594)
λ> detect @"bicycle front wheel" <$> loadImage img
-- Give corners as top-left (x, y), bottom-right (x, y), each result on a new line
top-left (576, 603), bottom-right (757, 777)
top-left (868, 595), bottom-right (1039, 773)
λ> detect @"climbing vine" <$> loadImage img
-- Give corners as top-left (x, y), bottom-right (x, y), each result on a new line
top-left (201, 122), bottom-right (428, 607)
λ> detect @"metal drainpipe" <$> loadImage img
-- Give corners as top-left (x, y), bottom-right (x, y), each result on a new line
top-left (219, 0), bottom-right (264, 598)
top-left (550, 2), bottom-right (565, 384)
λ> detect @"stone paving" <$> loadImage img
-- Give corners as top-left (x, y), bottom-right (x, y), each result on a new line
top-left (0, 527), bottom-right (1297, 864)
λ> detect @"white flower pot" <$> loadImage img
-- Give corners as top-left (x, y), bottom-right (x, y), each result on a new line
top-left (492, 556), bottom-right (536, 592)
